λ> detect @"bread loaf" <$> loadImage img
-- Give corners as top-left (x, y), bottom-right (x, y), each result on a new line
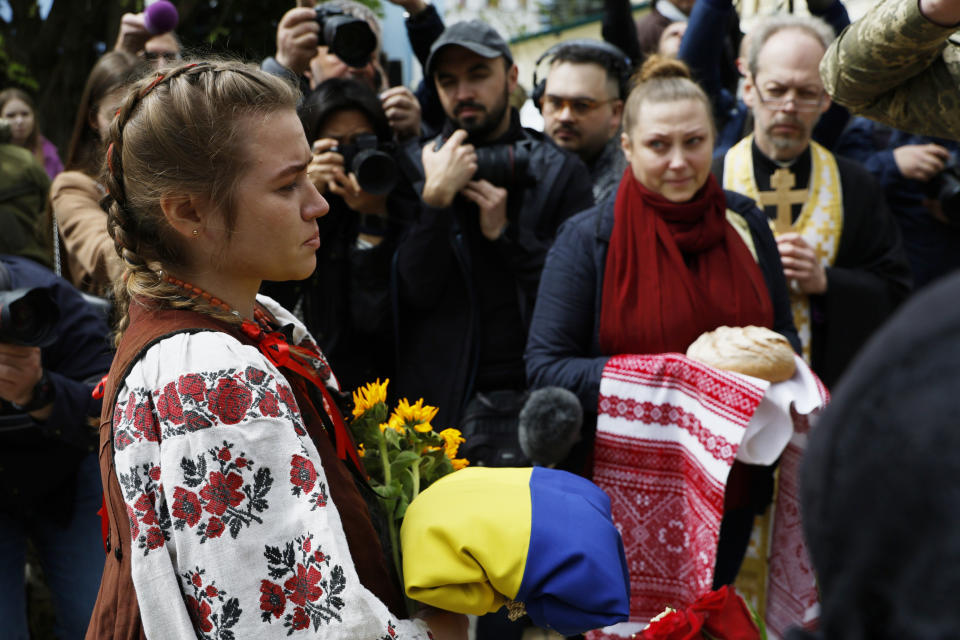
top-left (686, 326), bottom-right (796, 383)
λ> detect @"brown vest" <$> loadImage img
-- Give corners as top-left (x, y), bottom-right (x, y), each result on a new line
top-left (86, 303), bottom-right (405, 639)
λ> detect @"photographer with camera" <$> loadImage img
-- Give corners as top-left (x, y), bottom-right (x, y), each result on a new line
top-left (262, 77), bottom-right (420, 393)
top-left (0, 254), bottom-right (113, 637)
top-left (263, 0), bottom-right (430, 141)
top-left (393, 21), bottom-right (593, 473)
top-left (836, 117), bottom-right (960, 290)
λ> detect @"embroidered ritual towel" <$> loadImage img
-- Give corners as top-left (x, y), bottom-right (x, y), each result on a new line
top-left (586, 353), bottom-right (827, 639)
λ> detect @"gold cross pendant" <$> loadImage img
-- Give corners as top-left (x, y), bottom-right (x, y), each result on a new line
top-left (756, 168), bottom-right (808, 234)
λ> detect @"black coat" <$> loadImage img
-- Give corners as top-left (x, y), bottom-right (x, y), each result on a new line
top-left (393, 112), bottom-right (595, 425)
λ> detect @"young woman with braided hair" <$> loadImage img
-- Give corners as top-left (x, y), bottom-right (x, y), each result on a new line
top-left (87, 59), bottom-right (467, 640)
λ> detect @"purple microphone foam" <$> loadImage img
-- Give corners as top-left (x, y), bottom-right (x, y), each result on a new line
top-left (145, 1), bottom-right (179, 35)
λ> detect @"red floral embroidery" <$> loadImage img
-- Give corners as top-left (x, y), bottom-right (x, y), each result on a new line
top-left (186, 596), bottom-right (214, 633)
top-left (172, 487), bottom-right (202, 527)
top-left (277, 383), bottom-right (298, 414)
top-left (246, 366), bottom-right (267, 385)
top-left (289, 455), bottom-right (316, 495)
top-left (208, 378), bottom-right (253, 425)
top-left (118, 463), bottom-right (170, 555)
top-left (174, 441), bottom-right (272, 543)
top-left (261, 534), bottom-right (346, 632)
top-left (206, 517), bottom-right (225, 539)
top-left (260, 581), bottom-right (286, 619)
top-left (156, 382), bottom-right (184, 425)
top-left (259, 391), bottom-right (281, 417)
top-left (134, 493), bottom-right (157, 525)
top-left (134, 403), bottom-right (159, 442)
top-left (145, 527), bottom-right (165, 549)
top-left (200, 472), bottom-right (245, 516)
top-left (178, 374), bottom-right (206, 403)
top-left (291, 607), bottom-right (310, 630)
top-left (288, 450), bottom-right (328, 511)
top-left (284, 564), bottom-right (324, 606)
top-left (182, 568), bottom-right (242, 640)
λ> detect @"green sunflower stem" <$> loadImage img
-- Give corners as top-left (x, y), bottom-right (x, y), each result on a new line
top-left (379, 430), bottom-right (391, 486)
top-left (411, 460), bottom-right (421, 501)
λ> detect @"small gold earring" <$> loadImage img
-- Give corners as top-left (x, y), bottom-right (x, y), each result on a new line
top-left (192, 229), bottom-right (199, 238)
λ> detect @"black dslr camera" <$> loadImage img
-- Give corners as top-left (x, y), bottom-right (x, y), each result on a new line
top-left (334, 133), bottom-right (398, 196)
top-left (0, 287), bottom-right (59, 348)
top-left (315, 6), bottom-right (377, 68)
top-left (474, 144), bottom-right (531, 189)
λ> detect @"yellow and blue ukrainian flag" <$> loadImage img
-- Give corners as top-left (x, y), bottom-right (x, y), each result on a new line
top-left (400, 466), bottom-right (630, 635)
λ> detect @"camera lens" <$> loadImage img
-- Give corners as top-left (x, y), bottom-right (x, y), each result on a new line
top-left (322, 15), bottom-right (377, 68)
top-left (352, 150), bottom-right (398, 196)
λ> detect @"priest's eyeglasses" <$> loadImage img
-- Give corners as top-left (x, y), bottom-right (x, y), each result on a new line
top-left (541, 95), bottom-right (617, 116)
top-left (754, 84), bottom-right (825, 112)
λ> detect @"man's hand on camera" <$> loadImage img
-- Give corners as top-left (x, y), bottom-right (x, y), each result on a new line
top-left (421, 130), bottom-right (477, 208)
top-left (381, 86), bottom-right (422, 141)
top-left (894, 143), bottom-right (950, 182)
top-left (0, 344), bottom-right (51, 419)
top-left (276, 7), bottom-right (320, 76)
top-left (462, 179), bottom-right (508, 240)
top-left (114, 13), bottom-right (152, 56)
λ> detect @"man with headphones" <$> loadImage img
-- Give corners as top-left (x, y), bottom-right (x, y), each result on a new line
top-left (536, 40), bottom-right (631, 203)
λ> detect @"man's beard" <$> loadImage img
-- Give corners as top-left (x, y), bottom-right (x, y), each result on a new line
top-left (453, 85), bottom-right (510, 142)
top-left (764, 114), bottom-right (813, 160)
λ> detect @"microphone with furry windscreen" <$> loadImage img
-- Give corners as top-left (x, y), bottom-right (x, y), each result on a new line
top-left (518, 387), bottom-right (583, 467)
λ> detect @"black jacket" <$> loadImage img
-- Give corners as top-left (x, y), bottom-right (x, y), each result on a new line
top-left (393, 111), bottom-right (595, 424)
top-left (0, 255), bottom-right (113, 521)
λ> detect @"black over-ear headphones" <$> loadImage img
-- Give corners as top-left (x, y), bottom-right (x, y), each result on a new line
top-left (531, 39), bottom-right (633, 112)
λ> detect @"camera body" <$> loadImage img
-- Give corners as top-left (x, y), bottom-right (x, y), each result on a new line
top-left (315, 6), bottom-right (377, 69)
top-left (334, 133), bottom-right (399, 196)
top-left (0, 287), bottom-right (59, 348)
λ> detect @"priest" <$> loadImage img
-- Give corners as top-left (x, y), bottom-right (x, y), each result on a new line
top-left (714, 14), bottom-right (912, 389)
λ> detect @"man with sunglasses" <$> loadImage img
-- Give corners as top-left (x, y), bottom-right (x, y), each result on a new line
top-left (541, 42), bottom-right (628, 203)
top-left (715, 14), bottom-right (911, 389)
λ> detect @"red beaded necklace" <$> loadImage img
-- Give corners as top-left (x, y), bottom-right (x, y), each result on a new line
top-left (161, 273), bottom-right (364, 474)
top-left (163, 274), bottom-right (273, 330)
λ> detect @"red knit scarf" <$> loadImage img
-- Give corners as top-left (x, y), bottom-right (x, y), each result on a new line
top-left (598, 169), bottom-right (774, 355)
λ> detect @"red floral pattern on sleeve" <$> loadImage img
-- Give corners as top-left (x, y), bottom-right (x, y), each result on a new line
top-left (260, 533), bottom-right (346, 633)
top-left (181, 567), bottom-right (243, 640)
top-left (171, 440), bottom-right (274, 542)
top-left (289, 453), bottom-right (329, 512)
top-left (117, 462), bottom-right (171, 555)
top-left (112, 366), bottom-right (306, 447)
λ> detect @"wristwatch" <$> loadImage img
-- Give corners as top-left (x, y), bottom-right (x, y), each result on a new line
top-left (12, 370), bottom-right (55, 413)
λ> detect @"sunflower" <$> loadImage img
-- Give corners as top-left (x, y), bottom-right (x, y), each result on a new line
top-left (438, 428), bottom-right (465, 459)
top-left (389, 398), bottom-right (439, 433)
top-left (352, 378), bottom-right (389, 418)
top-left (451, 458), bottom-right (469, 470)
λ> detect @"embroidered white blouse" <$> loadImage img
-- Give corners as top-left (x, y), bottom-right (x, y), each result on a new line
top-left (110, 297), bottom-right (429, 639)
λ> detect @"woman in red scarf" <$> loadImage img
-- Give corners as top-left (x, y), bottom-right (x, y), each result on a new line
top-left (524, 56), bottom-right (799, 587)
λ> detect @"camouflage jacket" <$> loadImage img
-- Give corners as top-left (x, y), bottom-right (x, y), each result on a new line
top-left (820, 0), bottom-right (960, 138)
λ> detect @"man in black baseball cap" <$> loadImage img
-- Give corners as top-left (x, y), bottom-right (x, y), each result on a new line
top-left (392, 27), bottom-right (595, 606)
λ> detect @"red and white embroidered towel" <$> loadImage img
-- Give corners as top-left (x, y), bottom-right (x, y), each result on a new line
top-left (586, 353), bottom-right (827, 639)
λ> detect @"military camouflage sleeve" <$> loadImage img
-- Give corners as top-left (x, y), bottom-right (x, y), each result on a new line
top-left (820, 0), bottom-right (960, 138)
